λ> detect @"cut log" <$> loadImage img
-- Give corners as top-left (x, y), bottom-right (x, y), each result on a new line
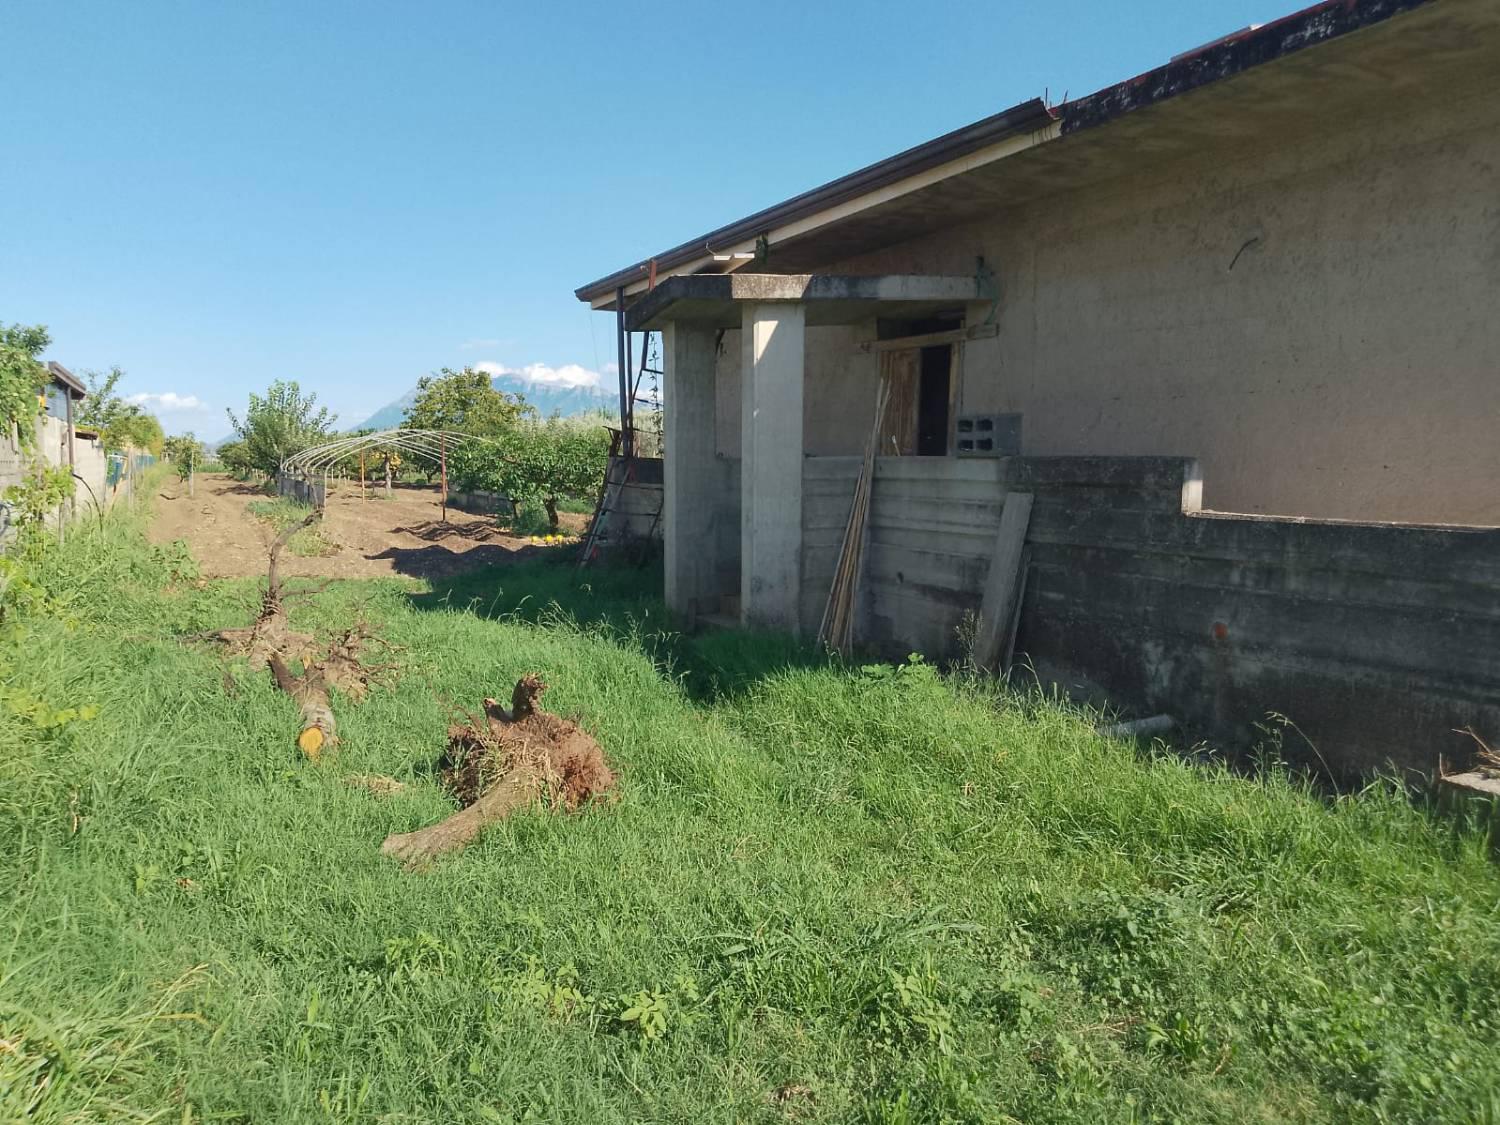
top-left (381, 769), bottom-right (541, 867)
top-left (269, 652), bottom-right (337, 760)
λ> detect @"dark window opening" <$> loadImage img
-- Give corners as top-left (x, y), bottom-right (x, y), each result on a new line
top-left (916, 344), bottom-right (951, 456)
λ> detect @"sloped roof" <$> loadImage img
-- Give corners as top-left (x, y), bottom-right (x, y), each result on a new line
top-left (46, 361), bottom-right (87, 399)
top-left (575, 0), bottom-right (1444, 308)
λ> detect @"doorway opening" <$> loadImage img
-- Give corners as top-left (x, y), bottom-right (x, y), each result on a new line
top-left (916, 343), bottom-right (952, 455)
top-left (876, 316), bottom-right (959, 456)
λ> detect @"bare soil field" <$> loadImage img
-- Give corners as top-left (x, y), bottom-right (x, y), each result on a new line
top-left (149, 473), bottom-right (586, 580)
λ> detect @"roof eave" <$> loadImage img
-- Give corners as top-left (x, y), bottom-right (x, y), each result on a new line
top-left (574, 97), bottom-right (1054, 304)
top-left (46, 361), bottom-right (87, 398)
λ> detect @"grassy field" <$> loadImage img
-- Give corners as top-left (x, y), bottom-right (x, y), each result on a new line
top-left (3, 484), bottom-right (1499, 1122)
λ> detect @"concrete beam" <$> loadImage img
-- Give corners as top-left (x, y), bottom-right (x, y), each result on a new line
top-left (662, 323), bottom-right (721, 619)
top-left (627, 273), bottom-right (983, 331)
top-left (741, 302), bottom-right (805, 631)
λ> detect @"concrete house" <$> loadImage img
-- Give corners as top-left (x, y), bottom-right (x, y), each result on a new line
top-left (575, 0), bottom-right (1499, 778)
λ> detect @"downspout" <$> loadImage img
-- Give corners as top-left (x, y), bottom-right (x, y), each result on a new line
top-left (615, 286), bottom-right (633, 459)
top-left (64, 389), bottom-right (77, 534)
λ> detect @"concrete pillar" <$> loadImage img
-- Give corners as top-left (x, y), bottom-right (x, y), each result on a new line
top-left (662, 321), bottom-right (720, 618)
top-left (740, 301), bottom-right (805, 631)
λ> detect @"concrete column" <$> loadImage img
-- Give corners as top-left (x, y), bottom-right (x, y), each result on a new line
top-left (662, 321), bottom-right (720, 618)
top-left (740, 301), bottom-right (805, 631)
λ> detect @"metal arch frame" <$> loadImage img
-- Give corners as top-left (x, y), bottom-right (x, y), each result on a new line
top-left (278, 429), bottom-right (514, 477)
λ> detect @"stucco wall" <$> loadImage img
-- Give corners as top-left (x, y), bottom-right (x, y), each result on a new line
top-left (0, 416), bottom-right (112, 543)
top-left (714, 323), bottom-right (879, 460)
top-left (797, 80), bottom-right (1500, 524)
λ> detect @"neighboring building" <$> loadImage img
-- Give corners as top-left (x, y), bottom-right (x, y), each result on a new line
top-left (575, 0), bottom-right (1500, 778)
top-left (1, 362), bottom-right (112, 539)
top-left (43, 361), bottom-right (86, 423)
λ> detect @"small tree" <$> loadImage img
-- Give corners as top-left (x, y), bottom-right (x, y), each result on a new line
top-left (226, 380), bottom-right (336, 479)
top-left (216, 438), bottom-right (254, 479)
top-left (0, 322), bottom-right (49, 450)
top-left (443, 416), bottom-right (610, 529)
top-left (163, 432), bottom-right (205, 491)
top-left (75, 367), bottom-right (165, 456)
top-left (403, 367), bottom-right (531, 481)
top-left (404, 367), bottom-right (531, 435)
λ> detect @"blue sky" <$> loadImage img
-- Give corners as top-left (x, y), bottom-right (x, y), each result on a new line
top-left (4, 0), bottom-right (1273, 438)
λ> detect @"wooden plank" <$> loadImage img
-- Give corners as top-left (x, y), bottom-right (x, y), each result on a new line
top-left (878, 350), bottom-right (919, 457)
top-left (947, 341), bottom-right (963, 456)
top-left (1002, 547), bottom-right (1032, 676)
top-left (859, 322), bottom-right (999, 353)
top-left (972, 492), bottom-right (1034, 670)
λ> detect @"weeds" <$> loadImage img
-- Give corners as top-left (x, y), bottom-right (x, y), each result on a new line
top-left (2, 488), bottom-right (1498, 1121)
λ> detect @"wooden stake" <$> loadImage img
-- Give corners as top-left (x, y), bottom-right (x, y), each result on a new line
top-left (439, 433), bottom-right (448, 522)
top-left (819, 372), bottom-right (891, 655)
top-left (359, 450), bottom-right (366, 501)
top-left (973, 492), bottom-right (1034, 671)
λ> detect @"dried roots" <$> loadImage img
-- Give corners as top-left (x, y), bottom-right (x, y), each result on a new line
top-left (204, 507), bottom-right (399, 757)
top-left (380, 674), bottom-right (616, 868)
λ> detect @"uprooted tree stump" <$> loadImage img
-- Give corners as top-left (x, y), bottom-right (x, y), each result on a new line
top-left (321, 623), bottom-right (400, 703)
top-left (207, 509), bottom-right (322, 670)
top-left (380, 674), bottom-right (617, 868)
top-left (203, 507), bottom-right (399, 758)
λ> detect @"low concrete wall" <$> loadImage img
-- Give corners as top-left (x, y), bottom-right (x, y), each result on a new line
top-left (802, 455), bottom-right (1500, 779)
top-left (599, 456), bottom-right (664, 543)
top-left (277, 472), bottom-right (326, 508)
top-left (447, 489), bottom-right (515, 517)
top-left (1, 417), bottom-right (124, 544)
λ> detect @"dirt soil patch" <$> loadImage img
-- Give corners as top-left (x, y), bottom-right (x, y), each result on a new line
top-left (150, 474), bottom-right (586, 581)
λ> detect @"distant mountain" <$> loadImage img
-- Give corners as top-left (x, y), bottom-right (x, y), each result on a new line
top-left (356, 373), bottom-right (613, 431)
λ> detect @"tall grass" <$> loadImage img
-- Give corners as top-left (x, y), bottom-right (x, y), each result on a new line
top-left (2, 493), bottom-right (1498, 1122)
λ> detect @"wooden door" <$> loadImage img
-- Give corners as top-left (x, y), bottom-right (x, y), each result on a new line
top-left (877, 349), bottom-right (919, 456)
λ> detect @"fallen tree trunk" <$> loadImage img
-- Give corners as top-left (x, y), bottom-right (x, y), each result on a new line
top-left (210, 508), bottom-right (323, 670)
top-left (380, 674), bottom-right (616, 868)
top-left (205, 508), bottom-right (398, 758)
top-left (269, 652), bottom-right (337, 760)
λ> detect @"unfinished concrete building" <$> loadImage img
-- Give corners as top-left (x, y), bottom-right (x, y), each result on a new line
top-left (575, 0), bottom-right (1499, 779)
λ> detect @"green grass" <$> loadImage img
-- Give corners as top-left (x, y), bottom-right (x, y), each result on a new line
top-left (246, 496), bottom-right (338, 556)
top-left (3, 486), bottom-right (1499, 1122)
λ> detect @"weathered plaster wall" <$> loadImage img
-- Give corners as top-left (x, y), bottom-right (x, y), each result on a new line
top-left (810, 80), bottom-right (1500, 524)
top-left (0, 416), bottom-right (111, 543)
top-left (714, 323), bottom-right (879, 460)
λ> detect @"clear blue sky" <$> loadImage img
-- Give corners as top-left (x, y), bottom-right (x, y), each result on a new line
top-left (3, 0), bottom-right (1274, 438)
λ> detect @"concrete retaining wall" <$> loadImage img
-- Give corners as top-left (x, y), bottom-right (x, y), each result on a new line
top-left (447, 489), bottom-right (515, 517)
top-left (802, 454), bottom-right (1500, 779)
top-left (277, 472), bottom-right (326, 508)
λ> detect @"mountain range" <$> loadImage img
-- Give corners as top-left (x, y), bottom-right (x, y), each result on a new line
top-left (356, 372), bottom-right (615, 430)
